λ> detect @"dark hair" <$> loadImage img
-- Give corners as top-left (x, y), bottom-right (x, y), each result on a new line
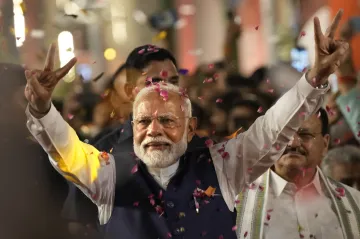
top-left (317, 107), bottom-right (329, 136)
top-left (231, 99), bottom-right (262, 115)
top-left (110, 45), bottom-right (177, 85)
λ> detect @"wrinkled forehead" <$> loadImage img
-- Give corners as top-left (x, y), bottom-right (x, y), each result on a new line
top-left (134, 91), bottom-right (184, 117)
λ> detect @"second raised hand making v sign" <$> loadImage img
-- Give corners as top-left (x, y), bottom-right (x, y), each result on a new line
top-left (24, 43), bottom-right (77, 118)
top-left (307, 9), bottom-right (349, 85)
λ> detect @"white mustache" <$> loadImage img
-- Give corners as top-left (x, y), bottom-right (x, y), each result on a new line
top-left (141, 137), bottom-right (173, 148)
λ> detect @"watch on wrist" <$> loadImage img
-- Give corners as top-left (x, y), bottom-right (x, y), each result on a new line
top-left (315, 82), bottom-right (329, 89)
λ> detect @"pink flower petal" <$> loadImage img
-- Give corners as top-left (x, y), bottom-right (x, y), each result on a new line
top-left (266, 213), bottom-right (271, 220)
top-left (267, 89), bottom-right (274, 94)
top-left (218, 235), bottom-right (224, 239)
top-left (216, 98), bottom-right (223, 103)
top-left (198, 96), bottom-right (204, 100)
top-left (208, 64), bottom-right (214, 69)
top-left (205, 139), bottom-right (214, 147)
top-left (221, 152), bottom-right (229, 160)
top-left (255, 25), bottom-right (259, 30)
top-left (247, 167), bottom-right (253, 174)
top-left (300, 31), bottom-right (306, 37)
top-left (133, 201), bottom-right (139, 206)
top-left (231, 225), bottom-right (237, 231)
top-left (257, 106), bottom-right (263, 113)
top-left (67, 114), bottom-right (74, 120)
top-left (131, 164), bottom-right (138, 174)
top-left (167, 232), bottom-right (172, 238)
top-left (195, 180), bottom-right (201, 185)
top-left (244, 231), bottom-right (248, 237)
top-left (150, 198), bottom-right (155, 206)
top-left (138, 49), bottom-right (145, 54)
top-left (235, 199), bottom-right (240, 204)
top-left (334, 138), bottom-right (341, 145)
top-left (180, 105), bottom-right (185, 112)
top-left (158, 190), bottom-right (163, 199)
top-left (317, 111), bottom-right (321, 118)
top-left (346, 105), bottom-right (351, 112)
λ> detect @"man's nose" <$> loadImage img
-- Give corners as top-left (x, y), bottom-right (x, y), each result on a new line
top-left (147, 119), bottom-right (162, 137)
top-left (288, 133), bottom-right (301, 147)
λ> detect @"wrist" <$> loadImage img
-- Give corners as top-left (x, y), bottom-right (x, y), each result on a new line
top-left (29, 103), bottom-right (51, 119)
top-left (306, 69), bottom-right (328, 86)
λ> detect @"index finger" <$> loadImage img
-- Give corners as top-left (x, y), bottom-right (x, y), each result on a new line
top-left (325, 9), bottom-right (344, 38)
top-left (43, 43), bottom-right (57, 72)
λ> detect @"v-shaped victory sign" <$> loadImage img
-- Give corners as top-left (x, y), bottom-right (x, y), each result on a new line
top-left (307, 9), bottom-right (349, 85)
top-left (24, 43), bottom-right (77, 117)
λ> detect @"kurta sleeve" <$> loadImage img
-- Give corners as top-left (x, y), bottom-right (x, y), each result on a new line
top-left (26, 103), bottom-right (115, 224)
top-left (210, 74), bottom-right (329, 211)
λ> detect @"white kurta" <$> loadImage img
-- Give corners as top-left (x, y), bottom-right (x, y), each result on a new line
top-left (265, 170), bottom-right (343, 239)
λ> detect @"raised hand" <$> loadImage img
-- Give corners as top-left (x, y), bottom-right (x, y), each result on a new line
top-left (307, 9), bottom-right (350, 86)
top-left (24, 43), bottom-right (77, 117)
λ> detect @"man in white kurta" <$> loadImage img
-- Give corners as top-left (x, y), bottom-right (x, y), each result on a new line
top-left (235, 109), bottom-right (360, 239)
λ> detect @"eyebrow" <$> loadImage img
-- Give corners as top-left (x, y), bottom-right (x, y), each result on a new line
top-left (135, 113), bottom-right (179, 118)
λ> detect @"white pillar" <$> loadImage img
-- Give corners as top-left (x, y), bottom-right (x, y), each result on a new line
top-left (195, 0), bottom-right (226, 65)
top-left (259, 0), bottom-right (277, 65)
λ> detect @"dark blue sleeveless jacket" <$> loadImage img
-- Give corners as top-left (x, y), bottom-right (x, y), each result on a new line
top-left (102, 146), bottom-right (237, 239)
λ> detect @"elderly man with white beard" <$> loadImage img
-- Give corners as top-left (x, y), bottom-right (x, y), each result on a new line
top-left (24, 10), bottom-right (349, 239)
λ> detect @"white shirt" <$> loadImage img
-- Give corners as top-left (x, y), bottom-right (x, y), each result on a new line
top-left (148, 160), bottom-right (180, 189)
top-left (25, 75), bottom-right (328, 225)
top-left (265, 170), bottom-right (343, 239)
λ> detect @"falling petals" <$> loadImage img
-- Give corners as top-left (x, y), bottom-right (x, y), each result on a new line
top-left (138, 49), bottom-right (145, 54)
top-left (300, 31), bottom-right (306, 37)
top-left (150, 198), bottom-right (155, 206)
top-left (131, 164), bottom-right (138, 174)
top-left (232, 225), bottom-right (237, 231)
top-left (255, 26), bottom-right (259, 30)
top-left (198, 96), bottom-right (204, 100)
top-left (235, 199), bottom-right (240, 204)
top-left (208, 64), bottom-right (214, 69)
top-left (216, 98), bottom-right (223, 103)
top-left (158, 190), bottom-right (163, 199)
top-left (167, 232), bottom-right (172, 238)
top-left (219, 235), bottom-right (224, 239)
top-left (205, 139), bottom-right (214, 147)
top-left (160, 89), bottom-right (169, 101)
top-left (201, 231), bottom-right (207, 236)
top-left (221, 152), bottom-right (229, 160)
top-left (336, 187), bottom-right (345, 197)
top-left (160, 70), bottom-right (168, 78)
top-left (257, 106), bottom-right (263, 113)
top-left (67, 114), bottom-right (74, 120)
top-left (195, 180), bottom-right (201, 186)
top-left (259, 185), bottom-right (264, 191)
top-left (317, 111), bottom-right (321, 118)
top-left (266, 213), bottom-right (271, 220)
top-left (267, 89), bottom-right (274, 94)
top-left (300, 234), bottom-right (304, 238)
top-left (244, 231), bottom-right (248, 237)
top-left (203, 78), bottom-right (214, 83)
top-left (133, 201), bottom-right (139, 207)
top-left (346, 105), bottom-right (351, 112)
top-left (247, 167), bottom-right (253, 174)
top-left (334, 138), bottom-right (341, 145)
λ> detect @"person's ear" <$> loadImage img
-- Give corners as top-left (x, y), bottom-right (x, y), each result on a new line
top-left (322, 134), bottom-right (330, 156)
top-left (187, 117), bottom-right (198, 142)
top-left (124, 83), bottom-right (135, 101)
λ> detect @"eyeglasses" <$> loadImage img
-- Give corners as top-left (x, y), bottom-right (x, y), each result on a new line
top-left (132, 115), bottom-right (191, 130)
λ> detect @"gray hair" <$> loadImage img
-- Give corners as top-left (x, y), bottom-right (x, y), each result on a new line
top-left (133, 83), bottom-right (192, 117)
top-left (321, 145), bottom-right (360, 176)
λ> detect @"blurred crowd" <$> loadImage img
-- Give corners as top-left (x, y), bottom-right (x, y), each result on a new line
top-left (1, 6), bottom-right (360, 239)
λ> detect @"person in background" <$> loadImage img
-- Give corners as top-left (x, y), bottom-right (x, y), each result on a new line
top-left (326, 92), bottom-right (359, 148)
top-left (235, 107), bottom-right (360, 239)
top-left (322, 145), bottom-right (360, 190)
top-left (332, 20), bottom-right (360, 144)
top-left (0, 63), bottom-right (69, 239)
top-left (227, 99), bottom-right (263, 135)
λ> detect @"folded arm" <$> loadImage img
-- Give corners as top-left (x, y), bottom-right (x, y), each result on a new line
top-left (210, 74), bottom-right (329, 210)
top-left (26, 103), bottom-right (115, 220)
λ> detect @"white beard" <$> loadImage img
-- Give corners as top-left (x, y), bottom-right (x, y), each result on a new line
top-left (133, 131), bottom-right (188, 168)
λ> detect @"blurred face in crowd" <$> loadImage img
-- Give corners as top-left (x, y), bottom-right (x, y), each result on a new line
top-left (326, 93), bottom-right (341, 125)
top-left (331, 161), bottom-right (360, 190)
top-left (275, 114), bottom-right (330, 181)
top-left (228, 105), bottom-right (258, 133)
top-left (133, 89), bottom-right (196, 168)
top-left (125, 60), bottom-right (179, 101)
top-left (210, 107), bottom-right (227, 133)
